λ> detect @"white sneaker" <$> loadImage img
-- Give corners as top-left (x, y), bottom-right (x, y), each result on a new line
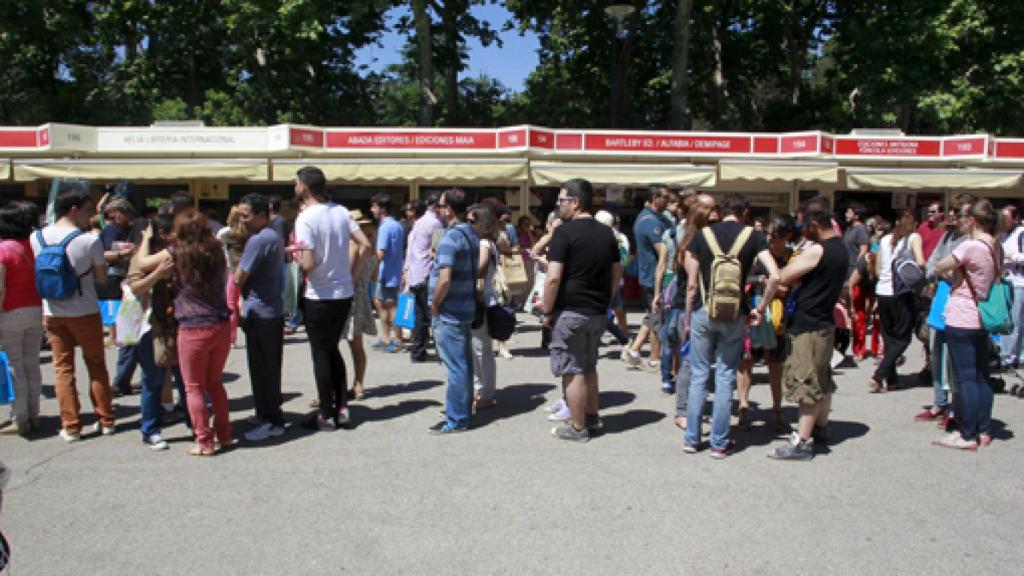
top-left (244, 422), bottom-right (285, 442)
top-left (144, 434), bottom-right (169, 451)
top-left (90, 422), bottom-right (116, 436)
top-left (336, 407), bottom-right (352, 428)
top-left (59, 428), bottom-right (81, 443)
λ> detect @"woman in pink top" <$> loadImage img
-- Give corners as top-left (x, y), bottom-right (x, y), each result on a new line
top-left (932, 199), bottom-right (1000, 450)
top-left (0, 202), bottom-right (44, 436)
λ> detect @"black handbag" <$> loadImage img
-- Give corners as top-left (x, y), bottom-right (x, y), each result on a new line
top-left (486, 304), bottom-right (516, 341)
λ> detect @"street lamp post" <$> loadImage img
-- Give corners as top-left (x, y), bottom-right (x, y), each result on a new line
top-left (605, 4), bottom-right (635, 128)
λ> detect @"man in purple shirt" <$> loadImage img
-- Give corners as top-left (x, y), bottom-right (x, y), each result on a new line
top-left (403, 192), bottom-right (444, 362)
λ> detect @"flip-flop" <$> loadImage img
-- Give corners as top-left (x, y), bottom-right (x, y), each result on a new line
top-left (188, 445), bottom-right (215, 457)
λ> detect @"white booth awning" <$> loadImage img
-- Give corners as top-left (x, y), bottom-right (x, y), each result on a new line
top-left (13, 159), bottom-right (269, 181)
top-left (530, 162), bottom-right (717, 187)
top-left (719, 161), bottom-right (838, 184)
top-left (272, 159), bottom-right (528, 183)
top-left (845, 168), bottom-right (1022, 190)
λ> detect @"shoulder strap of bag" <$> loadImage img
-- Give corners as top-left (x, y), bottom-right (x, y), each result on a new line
top-left (960, 239), bottom-right (1000, 315)
top-left (702, 227), bottom-right (724, 257)
top-left (728, 226), bottom-right (754, 257)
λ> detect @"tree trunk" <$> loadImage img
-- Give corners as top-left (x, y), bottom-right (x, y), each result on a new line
top-left (442, 2), bottom-right (459, 125)
top-left (670, 0), bottom-right (693, 129)
top-left (709, 0), bottom-right (728, 126)
top-left (413, 0), bottom-right (434, 126)
top-left (786, 1), bottom-right (803, 106)
top-left (618, 9), bottom-right (642, 128)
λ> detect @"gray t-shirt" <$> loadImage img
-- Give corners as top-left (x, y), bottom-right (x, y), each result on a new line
top-left (842, 222), bottom-right (870, 276)
top-left (30, 225), bottom-right (105, 317)
top-left (238, 226), bottom-right (285, 318)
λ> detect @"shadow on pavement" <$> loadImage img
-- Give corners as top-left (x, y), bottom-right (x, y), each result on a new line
top-left (989, 418), bottom-right (1014, 441)
top-left (601, 409), bottom-right (665, 434)
top-left (473, 383), bottom-right (556, 428)
top-left (228, 391), bottom-right (302, 415)
top-left (364, 379), bottom-right (443, 400)
top-left (509, 346), bottom-right (549, 358)
top-left (598, 390), bottom-right (636, 410)
top-left (347, 399), bottom-right (443, 428)
top-left (221, 371), bottom-right (241, 384)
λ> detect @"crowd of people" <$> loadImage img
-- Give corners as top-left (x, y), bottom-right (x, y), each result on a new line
top-left (1, 170), bottom-right (1022, 460)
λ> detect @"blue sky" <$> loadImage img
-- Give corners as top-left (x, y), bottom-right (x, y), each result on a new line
top-left (353, 3), bottom-right (540, 92)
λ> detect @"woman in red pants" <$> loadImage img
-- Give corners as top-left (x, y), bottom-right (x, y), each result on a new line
top-left (173, 217), bottom-right (233, 456)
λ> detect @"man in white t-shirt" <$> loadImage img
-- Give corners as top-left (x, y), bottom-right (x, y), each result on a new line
top-left (292, 167), bottom-right (372, 431)
top-left (1000, 204), bottom-right (1024, 367)
top-left (29, 189), bottom-right (115, 442)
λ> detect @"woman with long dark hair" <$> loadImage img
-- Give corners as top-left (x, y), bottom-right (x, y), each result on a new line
top-left (870, 209), bottom-right (926, 392)
top-left (173, 216), bottom-right (233, 456)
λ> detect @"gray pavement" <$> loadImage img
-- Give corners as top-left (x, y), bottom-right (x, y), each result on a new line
top-left (2, 313), bottom-right (1023, 575)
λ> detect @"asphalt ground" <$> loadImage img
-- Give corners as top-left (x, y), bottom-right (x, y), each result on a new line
top-left (2, 313), bottom-right (1023, 575)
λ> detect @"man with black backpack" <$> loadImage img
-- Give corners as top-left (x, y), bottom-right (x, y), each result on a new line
top-left (30, 188), bottom-right (115, 442)
top-left (682, 193), bottom-right (779, 459)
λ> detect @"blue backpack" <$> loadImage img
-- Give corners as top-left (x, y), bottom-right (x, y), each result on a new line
top-left (34, 229), bottom-right (90, 300)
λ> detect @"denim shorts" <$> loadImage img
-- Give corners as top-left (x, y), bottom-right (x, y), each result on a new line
top-left (549, 310), bottom-right (606, 376)
top-left (375, 283), bottom-right (399, 303)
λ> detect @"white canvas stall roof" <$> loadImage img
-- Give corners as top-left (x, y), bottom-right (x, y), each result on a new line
top-left (13, 158), bottom-right (269, 181)
top-left (844, 167), bottom-right (1023, 190)
top-left (719, 160), bottom-right (838, 184)
top-left (271, 158), bottom-right (528, 183)
top-left (530, 162), bottom-right (716, 187)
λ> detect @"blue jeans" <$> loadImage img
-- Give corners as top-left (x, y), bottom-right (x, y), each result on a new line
top-left (434, 318), bottom-right (474, 429)
top-left (112, 344), bottom-right (138, 391)
top-left (946, 326), bottom-right (993, 442)
top-left (999, 286), bottom-right (1024, 365)
top-left (929, 329), bottom-right (949, 410)
top-left (659, 308), bottom-right (680, 384)
top-left (134, 332), bottom-right (167, 437)
top-left (685, 309), bottom-right (744, 450)
top-left (605, 309), bottom-right (628, 345)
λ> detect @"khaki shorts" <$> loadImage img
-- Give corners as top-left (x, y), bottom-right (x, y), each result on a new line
top-left (783, 327), bottom-right (837, 405)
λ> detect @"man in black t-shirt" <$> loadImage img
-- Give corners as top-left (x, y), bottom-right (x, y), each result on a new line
top-left (769, 196), bottom-right (848, 461)
top-left (682, 193), bottom-right (779, 458)
top-left (542, 178), bottom-right (622, 443)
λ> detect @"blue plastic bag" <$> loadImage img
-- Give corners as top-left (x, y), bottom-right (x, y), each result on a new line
top-left (395, 291), bottom-right (416, 330)
top-left (0, 352), bottom-right (14, 405)
top-left (927, 281), bottom-right (951, 330)
top-left (99, 299), bottom-right (121, 327)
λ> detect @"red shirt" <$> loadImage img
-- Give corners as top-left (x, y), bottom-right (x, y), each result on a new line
top-left (917, 221), bottom-right (945, 261)
top-left (0, 239), bottom-right (42, 311)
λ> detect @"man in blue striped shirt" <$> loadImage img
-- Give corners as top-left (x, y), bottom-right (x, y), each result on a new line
top-left (428, 188), bottom-right (480, 434)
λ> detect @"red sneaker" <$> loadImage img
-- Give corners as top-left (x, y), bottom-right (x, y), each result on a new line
top-left (709, 441), bottom-right (736, 460)
top-left (914, 408), bottom-right (945, 422)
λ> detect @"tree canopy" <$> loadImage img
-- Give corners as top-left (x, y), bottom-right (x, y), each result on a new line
top-left (2, 0), bottom-right (1022, 135)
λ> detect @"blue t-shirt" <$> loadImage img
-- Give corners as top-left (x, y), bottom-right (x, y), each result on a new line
top-left (376, 216), bottom-right (405, 288)
top-left (428, 222), bottom-right (479, 324)
top-left (238, 226), bottom-right (285, 318)
top-left (633, 207), bottom-right (668, 288)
